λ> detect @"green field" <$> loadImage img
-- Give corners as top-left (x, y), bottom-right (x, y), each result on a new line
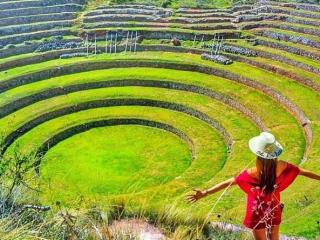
top-left (41, 125), bottom-right (192, 200)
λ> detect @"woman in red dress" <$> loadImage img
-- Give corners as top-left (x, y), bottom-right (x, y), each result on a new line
top-left (187, 132), bottom-right (320, 240)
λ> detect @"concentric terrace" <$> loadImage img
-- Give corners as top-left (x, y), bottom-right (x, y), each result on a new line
top-left (0, 0), bottom-right (319, 238)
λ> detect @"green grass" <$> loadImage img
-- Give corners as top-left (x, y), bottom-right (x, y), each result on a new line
top-left (8, 106), bottom-right (231, 204)
top-left (41, 125), bottom-right (192, 198)
top-left (0, 66), bottom-right (309, 235)
top-left (0, 50), bottom-right (319, 237)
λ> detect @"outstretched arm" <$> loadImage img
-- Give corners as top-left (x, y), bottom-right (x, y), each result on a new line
top-left (186, 177), bottom-right (236, 203)
top-left (299, 168), bottom-right (320, 180)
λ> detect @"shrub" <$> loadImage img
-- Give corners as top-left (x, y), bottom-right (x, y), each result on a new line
top-left (161, 0), bottom-right (172, 8)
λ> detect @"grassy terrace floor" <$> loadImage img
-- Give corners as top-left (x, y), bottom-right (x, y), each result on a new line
top-left (1, 50), bottom-right (319, 236)
top-left (41, 125), bottom-right (193, 197)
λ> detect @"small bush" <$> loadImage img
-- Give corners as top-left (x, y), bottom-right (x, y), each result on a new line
top-left (161, 0), bottom-right (172, 8)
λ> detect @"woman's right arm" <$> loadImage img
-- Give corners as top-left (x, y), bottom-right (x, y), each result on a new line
top-left (186, 177), bottom-right (236, 203)
top-left (299, 168), bottom-right (320, 181)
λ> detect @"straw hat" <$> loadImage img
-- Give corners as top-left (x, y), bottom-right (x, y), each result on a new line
top-left (249, 132), bottom-right (283, 159)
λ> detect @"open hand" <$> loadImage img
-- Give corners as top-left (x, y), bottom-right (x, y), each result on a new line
top-left (186, 189), bottom-right (206, 203)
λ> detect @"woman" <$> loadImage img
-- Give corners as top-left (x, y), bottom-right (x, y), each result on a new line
top-left (187, 132), bottom-right (320, 240)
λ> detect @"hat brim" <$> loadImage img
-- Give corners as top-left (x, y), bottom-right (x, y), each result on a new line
top-left (249, 137), bottom-right (283, 159)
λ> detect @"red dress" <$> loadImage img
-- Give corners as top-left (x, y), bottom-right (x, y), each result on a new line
top-left (235, 163), bottom-right (300, 229)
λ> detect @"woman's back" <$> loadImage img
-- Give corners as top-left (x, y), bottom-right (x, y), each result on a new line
top-left (247, 160), bottom-right (288, 180)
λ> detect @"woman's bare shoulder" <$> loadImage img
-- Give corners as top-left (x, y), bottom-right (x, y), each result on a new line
top-left (277, 160), bottom-right (289, 172)
top-left (278, 160), bottom-right (288, 166)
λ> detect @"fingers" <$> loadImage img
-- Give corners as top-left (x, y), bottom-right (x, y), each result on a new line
top-left (186, 197), bottom-right (196, 203)
top-left (186, 189), bottom-right (203, 203)
top-left (185, 194), bottom-right (198, 203)
top-left (185, 195), bottom-right (194, 201)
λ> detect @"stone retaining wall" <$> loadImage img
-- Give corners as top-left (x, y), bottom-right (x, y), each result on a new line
top-left (257, 39), bottom-right (320, 61)
top-left (0, 29), bottom-right (73, 46)
top-left (97, 5), bottom-right (164, 10)
top-left (293, 3), bottom-right (320, 12)
top-left (285, 9), bottom-right (320, 19)
top-left (0, 0), bottom-right (86, 10)
top-left (0, 4), bottom-right (83, 19)
top-left (83, 14), bottom-right (165, 23)
top-left (260, 30), bottom-right (320, 48)
top-left (85, 22), bottom-right (235, 31)
top-left (176, 8), bottom-right (232, 14)
top-left (279, 24), bottom-right (320, 37)
top-left (231, 4), bottom-right (253, 12)
top-left (88, 29), bottom-right (239, 41)
top-left (0, 13), bottom-right (77, 28)
top-left (177, 12), bottom-right (233, 18)
top-left (169, 17), bottom-right (229, 24)
top-left (286, 17), bottom-right (319, 27)
top-left (85, 8), bottom-right (171, 17)
top-left (239, 22), bottom-right (272, 30)
top-left (253, 6), bottom-right (320, 19)
top-left (0, 21), bottom-right (74, 36)
top-left (234, 13), bottom-right (285, 23)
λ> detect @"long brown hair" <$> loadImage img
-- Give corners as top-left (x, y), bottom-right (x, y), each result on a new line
top-left (257, 156), bottom-right (277, 194)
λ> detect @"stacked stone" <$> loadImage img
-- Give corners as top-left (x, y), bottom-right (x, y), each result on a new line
top-left (221, 45), bottom-right (257, 56)
top-left (35, 36), bottom-right (83, 52)
top-left (60, 52), bottom-right (87, 59)
top-left (262, 31), bottom-right (320, 48)
top-left (201, 53), bottom-right (233, 65)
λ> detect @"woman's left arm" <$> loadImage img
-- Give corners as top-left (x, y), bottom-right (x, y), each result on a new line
top-left (299, 168), bottom-right (320, 181)
top-left (186, 177), bottom-right (236, 203)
